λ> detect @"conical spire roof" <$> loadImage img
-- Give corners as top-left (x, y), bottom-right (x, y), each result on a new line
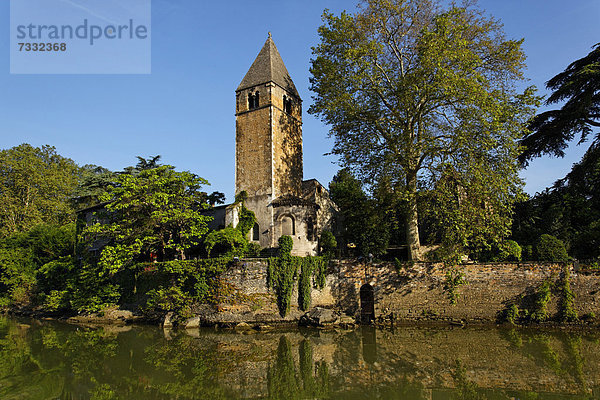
top-left (237, 33), bottom-right (299, 98)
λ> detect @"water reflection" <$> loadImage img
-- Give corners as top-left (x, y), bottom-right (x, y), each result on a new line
top-left (0, 316), bottom-right (599, 399)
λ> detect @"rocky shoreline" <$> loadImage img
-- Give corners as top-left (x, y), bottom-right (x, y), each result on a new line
top-left (4, 304), bottom-right (599, 332)
top-left (2, 305), bottom-right (357, 329)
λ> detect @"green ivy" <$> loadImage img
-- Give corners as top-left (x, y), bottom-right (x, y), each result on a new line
top-left (443, 268), bottom-right (466, 305)
top-left (503, 269), bottom-right (577, 325)
top-left (530, 279), bottom-right (552, 322)
top-left (234, 190), bottom-right (257, 239)
top-left (559, 266), bottom-right (578, 322)
top-left (267, 236), bottom-right (328, 316)
top-left (504, 303), bottom-right (520, 325)
top-left (237, 204), bottom-right (256, 239)
top-left (298, 256), bottom-right (327, 311)
top-left (133, 258), bottom-right (231, 321)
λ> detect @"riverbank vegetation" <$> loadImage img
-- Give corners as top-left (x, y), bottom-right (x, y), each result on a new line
top-left (2, 1), bottom-right (599, 320)
top-left (0, 150), bottom-right (241, 319)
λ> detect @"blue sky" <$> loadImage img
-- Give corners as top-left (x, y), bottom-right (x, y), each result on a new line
top-left (1, 0), bottom-right (598, 202)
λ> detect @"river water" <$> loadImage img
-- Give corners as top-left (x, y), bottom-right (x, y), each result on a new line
top-left (1, 316), bottom-right (598, 399)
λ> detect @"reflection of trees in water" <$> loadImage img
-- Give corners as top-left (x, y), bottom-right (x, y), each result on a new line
top-left (448, 356), bottom-right (597, 400)
top-left (0, 318), bottom-right (230, 400)
top-left (267, 336), bottom-right (329, 400)
top-left (499, 328), bottom-right (590, 388)
top-left (2, 316), bottom-right (600, 400)
top-left (142, 334), bottom-right (228, 399)
top-left (451, 359), bottom-right (487, 400)
top-left (0, 320), bottom-right (123, 399)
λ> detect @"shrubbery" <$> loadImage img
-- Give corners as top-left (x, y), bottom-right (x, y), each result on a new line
top-left (0, 223), bottom-right (75, 308)
top-left (500, 240), bottom-right (522, 261)
top-left (319, 231), bottom-right (337, 259)
top-left (536, 234), bottom-right (569, 262)
top-left (204, 227), bottom-right (247, 257)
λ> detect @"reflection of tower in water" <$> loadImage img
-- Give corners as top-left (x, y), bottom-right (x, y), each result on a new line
top-left (361, 325), bottom-right (377, 365)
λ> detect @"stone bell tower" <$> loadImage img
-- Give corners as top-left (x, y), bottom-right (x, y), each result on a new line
top-left (235, 33), bottom-right (303, 248)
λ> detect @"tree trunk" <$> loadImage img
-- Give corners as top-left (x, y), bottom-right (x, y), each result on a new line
top-left (405, 171), bottom-right (422, 261)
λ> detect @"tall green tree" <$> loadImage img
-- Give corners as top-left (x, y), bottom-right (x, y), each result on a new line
top-left (329, 169), bottom-right (390, 256)
top-left (85, 165), bottom-right (213, 274)
top-left (512, 142), bottom-right (600, 259)
top-left (72, 164), bottom-right (115, 210)
top-left (520, 43), bottom-right (600, 164)
top-left (0, 144), bottom-right (79, 237)
top-left (310, 0), bottom-right (537, 260)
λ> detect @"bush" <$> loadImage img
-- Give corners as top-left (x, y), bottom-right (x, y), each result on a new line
top-left (204, 227), bottom-right (247, 257)
top-left (499, 240), bottom-right (522, 261)
top-left (319, 231), bottom-right (337, 259)
top-left (0, 223), bottom-right (75, 307)
top-left (244, 242), bottom-right (261, 257)
top-left (522, 245), bottom-right (534, 261)
top-left (145, 286), bottom-right (193, 320)
top-left (504, 303), bottom-right (520, 324)
top-left (134, 258), bottom-right (231, 321)
top-left (536, 234), bottom-right (569, 262)
top-left (0, 246), bottom-right (36, 305)
top-left (43, 290), bottom-right (70, 311)
top-left (36, 256), bottom-right (76, 294)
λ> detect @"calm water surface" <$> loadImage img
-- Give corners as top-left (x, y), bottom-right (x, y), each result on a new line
top-left (1, 316), bottom-right (599, 399)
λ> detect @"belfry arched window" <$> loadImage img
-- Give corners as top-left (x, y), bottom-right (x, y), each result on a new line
top-left (248, 91), bottom-right (260, 110)
top-left (283, 95), bottom-right (292, 114)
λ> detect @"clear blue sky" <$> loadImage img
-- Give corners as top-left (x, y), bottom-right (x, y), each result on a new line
top-left (1, 0), bottom-right (598, 201)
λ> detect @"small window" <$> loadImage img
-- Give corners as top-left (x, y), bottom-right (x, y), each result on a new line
top-left (281, 215), bottom-right (295, 236)
top-left (306, 218), bottom-right (315, 241)
top-left (252, 223), bottom-right (260, 241)
top-left (283, 95), bottom-right (292, 114)
top-left (248, 91), bottom-right (260, 110)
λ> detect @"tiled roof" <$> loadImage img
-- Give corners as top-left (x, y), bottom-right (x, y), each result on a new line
top-left (237, 33), bottom-right (299, 98)
top-left (270, 194), bottom-right (317, 208)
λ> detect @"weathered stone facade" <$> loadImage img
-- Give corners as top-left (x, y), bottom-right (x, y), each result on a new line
top-left (223, 34), bottom-right (336, 255)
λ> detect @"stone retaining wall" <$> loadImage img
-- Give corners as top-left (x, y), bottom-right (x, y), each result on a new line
top-left (215, 259), bottom-right (600, 325)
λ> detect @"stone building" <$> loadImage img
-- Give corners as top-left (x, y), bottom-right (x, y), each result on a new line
top-left (221, 34), bottom-right (337, 256)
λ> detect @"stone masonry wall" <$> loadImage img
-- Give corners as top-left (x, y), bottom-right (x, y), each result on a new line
top-left (271, 83), bottom-right (303, 198)
top-left (333, 261), bottom-right (600, 323)
top-left (213, 259), bottom-right (600, 325)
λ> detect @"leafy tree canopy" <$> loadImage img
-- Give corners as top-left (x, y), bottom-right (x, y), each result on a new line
top-left (0, 144), bottom-right (79, 237)
top-left (0, 223), bottom-right (75, 306)
top-left (520, 43), bottom-right (600, 164)
top-left (72, 164), bottom-right (116, 210)
top-left (329, 169), bottom-right (390, 256)
top-left (310, 0), bottom-right (538, 260)
top-left (512, 142), bottom-right (600, 259)
top-left (85, 164), bottom-right (213, 274)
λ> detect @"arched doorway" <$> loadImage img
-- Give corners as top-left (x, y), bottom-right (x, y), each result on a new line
top-left (360, 284), bottom-right (375, 324)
